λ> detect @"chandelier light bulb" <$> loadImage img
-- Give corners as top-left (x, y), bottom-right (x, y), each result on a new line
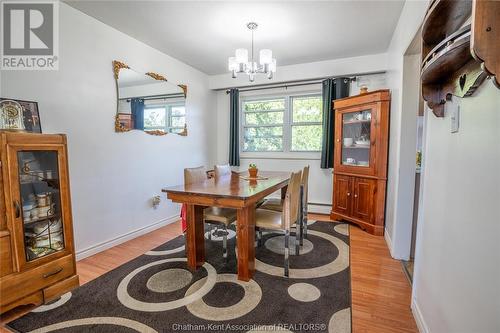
top-left (259, 49), bottom-right (272, 65)
top-left (270, 58), bottom-right (277, 72)
top-left (235, 48), bottom-right (248, 64)
top-left (228, 57), bottom-right (237, 71)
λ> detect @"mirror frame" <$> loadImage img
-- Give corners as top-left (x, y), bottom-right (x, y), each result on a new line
top-left (113, 60), bottom-right (188, 136)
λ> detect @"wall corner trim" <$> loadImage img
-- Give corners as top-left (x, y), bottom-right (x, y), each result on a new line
top-left (76, 215), bottom-right (179, 261)
top-left (411, 297), bottom-right (430, 333)
top-left (384, 227), bottom-right (395, 257)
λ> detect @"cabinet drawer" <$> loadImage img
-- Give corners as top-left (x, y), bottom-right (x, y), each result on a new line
top-left (0, 254), bottom-right (74, 307)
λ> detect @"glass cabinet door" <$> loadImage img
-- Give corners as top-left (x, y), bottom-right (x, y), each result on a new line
top-left (17, 151), bottom-right (65, 261)
top-left (341, 110), bottom-right (372, 167)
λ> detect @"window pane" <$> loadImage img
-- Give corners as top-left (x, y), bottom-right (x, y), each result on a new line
top-left (171, 116), bottom-right (185, 127)
top-left (244, 137), bottom-right (283, 152)
top-left (244, 99), bottom-right (285, 112)
top-left (244, 126), bottom-right (283, 138)
top-left (245, 111), bottom-right (283, 125)
top-left (292, 96), bottom-right (322, 123)
top-left (144, 108), bottom-right (165, 129)
top-left (291, 125), bottom-right (322, 151)
top-left (171, 106), bottom-right (185, 116)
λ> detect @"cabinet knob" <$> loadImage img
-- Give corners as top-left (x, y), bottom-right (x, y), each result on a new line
top-left (354, 194), bottom-right (358, 198)
top-left (347, 193), bottom-right (351, 196)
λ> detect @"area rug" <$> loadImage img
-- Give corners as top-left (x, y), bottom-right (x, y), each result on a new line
top-left (7, 221), bottom-right (351, 333)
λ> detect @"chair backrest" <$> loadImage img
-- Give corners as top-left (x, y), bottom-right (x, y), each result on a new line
top-left (184, 166), bottom-right (207, 185)
top-left (301, 165), bottom-right (310, 203)
top-left (282, 171), bottom-right (302, 230)
top-left (214, 164), bottom-right (231, 178)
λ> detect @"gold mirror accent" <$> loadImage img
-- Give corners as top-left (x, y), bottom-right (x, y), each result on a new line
top-left (145, 72), bottom-right (167, 81)
top-left (115, 114), bottom-right (131, 133)
top-left (113, 60), bottom-right (130, 80)
top-left (113, 60), bottom-right (188, 137)
top-left (178, 84), bottom-right (188, 98)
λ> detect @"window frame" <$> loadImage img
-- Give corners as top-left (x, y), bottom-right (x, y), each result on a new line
top-left (144, 101), bottom-right (186, 133)
top-left (239, 91), bottom-right (322, 158)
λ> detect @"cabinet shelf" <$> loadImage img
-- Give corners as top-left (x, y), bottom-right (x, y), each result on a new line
top-left (343, 145), bottom-right (370, 149)
top-left (24, 213), bottom-right (60, 225)
top-left (343, 120), bottom-right (371, 125)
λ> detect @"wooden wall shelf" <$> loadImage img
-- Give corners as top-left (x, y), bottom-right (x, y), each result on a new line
top-left (422, 0), bottom-right (472, 47)
top-left (421, 0), bottom-right (499, 117)
top-left (471, 0), bottom-right (500, 88)
top-left (421, 26), bottom-right (472, 84)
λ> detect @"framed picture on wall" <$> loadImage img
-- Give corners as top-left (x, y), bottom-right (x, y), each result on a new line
top-left (0, 98), bottom-right (42, 133)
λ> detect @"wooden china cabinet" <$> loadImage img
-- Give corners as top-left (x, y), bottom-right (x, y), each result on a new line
top-left (330, 90), bottom-right (390, 236)
top-left (0, 132), bottom-right (79, 314)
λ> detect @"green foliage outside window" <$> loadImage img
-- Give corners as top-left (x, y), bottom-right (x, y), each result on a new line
top-left (242, 95), bottom-right (323, 152)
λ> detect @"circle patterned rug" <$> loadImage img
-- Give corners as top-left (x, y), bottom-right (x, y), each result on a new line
top-left (7, 221), bottom-right (351, 333)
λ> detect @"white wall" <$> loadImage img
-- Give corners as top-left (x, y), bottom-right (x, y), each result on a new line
top-left (384, 0), bottom-right (429, 258)
top-left (412, 81), bottom-right (500, 333)
top-left (214, 73), bottom-right (387, 207)
top-left (0, 3), bottom-right (216, 258)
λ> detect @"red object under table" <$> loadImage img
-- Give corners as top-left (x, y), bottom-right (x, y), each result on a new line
top-left (180, 203), bottom-right (187, 232)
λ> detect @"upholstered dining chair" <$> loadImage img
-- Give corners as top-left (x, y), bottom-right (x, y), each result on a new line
top-left (184, 166), bottom-right (237, 259)
top-left (214, 164), bottom-right (231, 178)
top-left (259, 165), bottom-right (310, 243)
top-left (255, 171), bottom-right (302, 277)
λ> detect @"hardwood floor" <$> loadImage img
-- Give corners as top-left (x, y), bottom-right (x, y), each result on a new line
top-left (1, 215), bottom-right (418, 333)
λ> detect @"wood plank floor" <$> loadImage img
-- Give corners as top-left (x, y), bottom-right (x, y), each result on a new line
top-left (1, 215), bottom-right (418, 332)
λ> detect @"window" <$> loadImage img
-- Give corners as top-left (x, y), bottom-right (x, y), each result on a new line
top-left (241, 93), bottom-right (322, 153)
top-left (144, 102), bottom-right (186, 133)
top-left (242, 98), bottom-right (285, 152)
top-left (291, 95), bottom-right (323, 151)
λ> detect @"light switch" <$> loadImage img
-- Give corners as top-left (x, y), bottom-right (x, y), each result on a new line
top-left (451, 104), bottom-right (460, 133)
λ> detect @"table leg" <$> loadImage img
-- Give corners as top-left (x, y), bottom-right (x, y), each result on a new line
top-left (281, 185), bottom-right (288, 199)
top-left (186, 204), bottom-right (205, 269)
top-left (236, 204), bottom-right (256, 281)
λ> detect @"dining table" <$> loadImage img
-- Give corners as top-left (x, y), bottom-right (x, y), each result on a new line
top-left (162, 171), bottom-right (291, 281)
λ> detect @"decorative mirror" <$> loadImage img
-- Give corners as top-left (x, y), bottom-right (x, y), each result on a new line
top-left (113, 60), bottom-right (187, 136)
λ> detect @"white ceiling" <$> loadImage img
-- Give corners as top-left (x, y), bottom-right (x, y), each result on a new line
top-left (65, 1), bottom-right (405, 75)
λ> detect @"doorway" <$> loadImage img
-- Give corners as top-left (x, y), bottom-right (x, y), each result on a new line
top-left (400, 29), bottom-right (424, 283)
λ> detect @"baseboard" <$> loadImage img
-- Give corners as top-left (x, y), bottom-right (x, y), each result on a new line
top-left (384, 227), bottom-right (395, 257)
top-left (308, 203), bottom-right (332, 215)
top-left (411, 298), bottom-right (430, 333)
top-left (75, 215), bottom-right (179, 261)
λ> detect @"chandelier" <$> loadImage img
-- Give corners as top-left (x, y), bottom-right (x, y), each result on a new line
top-left (228, 22), bottom-right (276, 82)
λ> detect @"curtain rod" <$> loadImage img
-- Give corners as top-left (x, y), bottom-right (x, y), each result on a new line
top-left (221, 70), bottom-right (386, 94)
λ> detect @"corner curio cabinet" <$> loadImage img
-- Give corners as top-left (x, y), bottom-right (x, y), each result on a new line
top-left (0, 132), bottom-right (79, 314)
top-left (331, 90), bottom-right (390, 235)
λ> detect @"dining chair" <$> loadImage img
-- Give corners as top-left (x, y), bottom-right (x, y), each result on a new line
top-left (300, 165), bottom-right (310, 241)
top-left (184, 166), bottom-right (237, 259)
top-left (214, 164), bottom-right (231, 178)
top-left (254, 171), bottom-right (302, 277)
top-left (259, 165), bottom-right (310, 243)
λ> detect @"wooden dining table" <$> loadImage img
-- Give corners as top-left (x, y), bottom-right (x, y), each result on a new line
top-left (162, 171), bottom-right (291, 281)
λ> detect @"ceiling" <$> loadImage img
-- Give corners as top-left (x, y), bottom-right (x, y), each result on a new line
top-left (66, 1), bottom-right (405, 75)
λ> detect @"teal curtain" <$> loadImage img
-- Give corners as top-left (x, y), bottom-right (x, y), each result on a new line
top-left (229, 89), bottom-right (240, 166)
top-left (320, 78), bottom-right (350, 169)
top-left (131, 98), bottom-right (145, 130)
